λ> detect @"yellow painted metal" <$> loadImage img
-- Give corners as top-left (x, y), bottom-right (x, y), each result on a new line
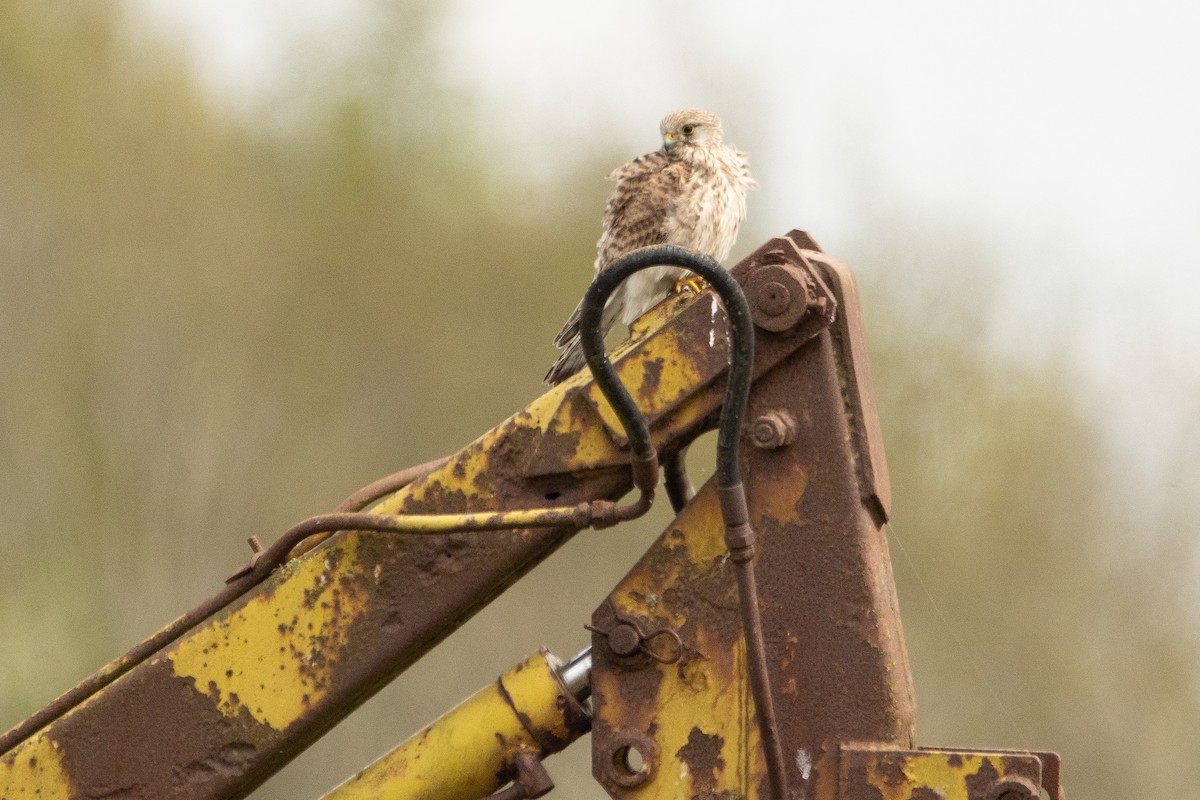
top-left (584, 292), bottom-right (727, 444)
top-left (0, 259), bottom-right (737, 798)
top-left (592, 484), bottom-right (768, 800)
top-left (839, 745), bottom-right (1046, 800)
top-left (0, 304), bottom-right (666, 796)
top-left (526, 289), bottom-right (730, 478)
top-left (169, 540), bottom-right (374, 729)
top-left (169, 501), bottom-right (590, 735)
top-left (0, 732), bottom-right (74, 800)
top-left (323, 649), bottom-right (586, 800)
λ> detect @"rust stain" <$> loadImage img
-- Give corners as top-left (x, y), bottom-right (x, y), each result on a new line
top-left (638, 356), bottom-right (666, 407)
top-left (964, 757), bottom-right (1001, 799)
top-left (170, 543), bottom-right (374, 730)
top-left (675, 727), bottom-right (726, 793)
top-left (593, 233), bottom-right (922, 800)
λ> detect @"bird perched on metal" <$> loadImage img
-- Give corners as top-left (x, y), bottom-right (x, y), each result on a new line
top-left (545, 108), bottom-right (756, 385)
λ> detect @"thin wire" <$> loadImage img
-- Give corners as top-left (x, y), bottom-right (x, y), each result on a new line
top-left (886, 519), bottom-right (1028, 743)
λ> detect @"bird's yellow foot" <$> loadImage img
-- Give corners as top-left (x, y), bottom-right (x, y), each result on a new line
top-left (671, 276), bottom-right (708, 295)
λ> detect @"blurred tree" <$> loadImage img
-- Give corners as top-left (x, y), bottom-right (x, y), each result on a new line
top-left (849, 215), bottom-right (1200, 800)
top-left (0, 2), bottom-right (1194, 799)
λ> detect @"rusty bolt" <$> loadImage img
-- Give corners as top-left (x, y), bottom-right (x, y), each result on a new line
top-left (744, 262), bottom-right (815, 332)
top-left (246, 535), bottom-right (268, 569)
top-left (755, 281), bottom-right (792, 317)
top-left (606, 623), bottom-right (643, 657)
top-left (227, 536), bottom-right (268, 583)
top-left (987, 777), bottom-right (1039, 800)
top-left (751, 411), bottom-right (797, 449)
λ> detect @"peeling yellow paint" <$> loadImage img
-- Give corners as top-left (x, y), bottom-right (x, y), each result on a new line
top-left (843, 747), bottom-right (1036, 800)
top-left (603, 479), bottom-right (767, 800)
top-left (587, 321), bottom-right (721, 437)
top-left (876, 753), bottom-right (973, 800)
top-left (0, 733), bottom-right (73, 800)
top-left (169, 540), bottom-right (370, 730)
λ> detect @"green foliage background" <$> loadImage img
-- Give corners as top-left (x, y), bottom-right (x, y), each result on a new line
top-left (0, 3), bottom-right (1195, 798)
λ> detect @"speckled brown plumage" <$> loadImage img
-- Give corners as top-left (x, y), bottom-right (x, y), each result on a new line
top-left (546, 108), bottom-right (756, 385)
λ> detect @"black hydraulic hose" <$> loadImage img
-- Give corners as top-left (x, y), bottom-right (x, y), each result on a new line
top-left (578, 245), bottom-right (754, 484)
top-left (577, 245), bottom-right (788, 800)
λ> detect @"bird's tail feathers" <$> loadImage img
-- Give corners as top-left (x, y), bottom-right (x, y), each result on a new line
top-left (545, 292), bottom-right (622, 385)
top-left (552, 301), bottom-right (583, 348)
top-left (544, 334), bottom-right (587, 385)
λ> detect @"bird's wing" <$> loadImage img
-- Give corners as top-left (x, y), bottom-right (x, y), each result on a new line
top-left (596, 150), bottom-right (692, 272)
top-left (552, 151), bottom-right (689, 348)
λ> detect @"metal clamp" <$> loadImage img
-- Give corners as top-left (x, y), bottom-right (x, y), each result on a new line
top-left (587, 600), bottom-right (683, 665)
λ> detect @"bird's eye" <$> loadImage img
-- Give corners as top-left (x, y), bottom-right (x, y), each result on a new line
top-left (681, 124), bottom-right (695, 136)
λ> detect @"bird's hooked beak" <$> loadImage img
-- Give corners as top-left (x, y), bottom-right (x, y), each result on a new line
top-left (662, 131), bottom-right (677, 151)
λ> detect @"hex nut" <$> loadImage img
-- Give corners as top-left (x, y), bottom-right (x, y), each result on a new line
top-left (751, 411), bottom-right (797, 449)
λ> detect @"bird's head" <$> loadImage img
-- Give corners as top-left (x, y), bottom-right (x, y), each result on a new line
top-left (660, 108), bottom-right (723, 153)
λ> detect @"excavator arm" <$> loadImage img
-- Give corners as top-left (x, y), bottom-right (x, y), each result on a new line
top-left (0, 231), bottom-right (1063, 800)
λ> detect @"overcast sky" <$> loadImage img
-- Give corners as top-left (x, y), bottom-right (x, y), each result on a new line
top-left (135, 0), bottom-right (1199, 476)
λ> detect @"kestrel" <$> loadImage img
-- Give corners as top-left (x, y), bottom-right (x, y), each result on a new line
top-left (544, 108), bottom-right (756, 385)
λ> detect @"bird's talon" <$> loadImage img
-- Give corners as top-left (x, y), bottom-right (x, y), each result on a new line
top-left (672, 276), bottom-right (708, 296)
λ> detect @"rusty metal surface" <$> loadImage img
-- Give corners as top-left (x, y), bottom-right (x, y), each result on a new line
top-left (0, 229), bottom-right (1061, 800)
top-left (787, 232), bottom-right (893, 524)
top-left (0, 457), bottom-right (453, 759)
top-left (484, 750), bottom-right (556, 800)
top-left (840, 745), bottom-right (1061, 800)
top-left (591, 232), bottom-right (915, 800)
top-left (0, 231), bottom-right (840, 799)
top-left (0, 380), bottom-right (643, 796)
top-left (580, 244), bottom-right (792, 800)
